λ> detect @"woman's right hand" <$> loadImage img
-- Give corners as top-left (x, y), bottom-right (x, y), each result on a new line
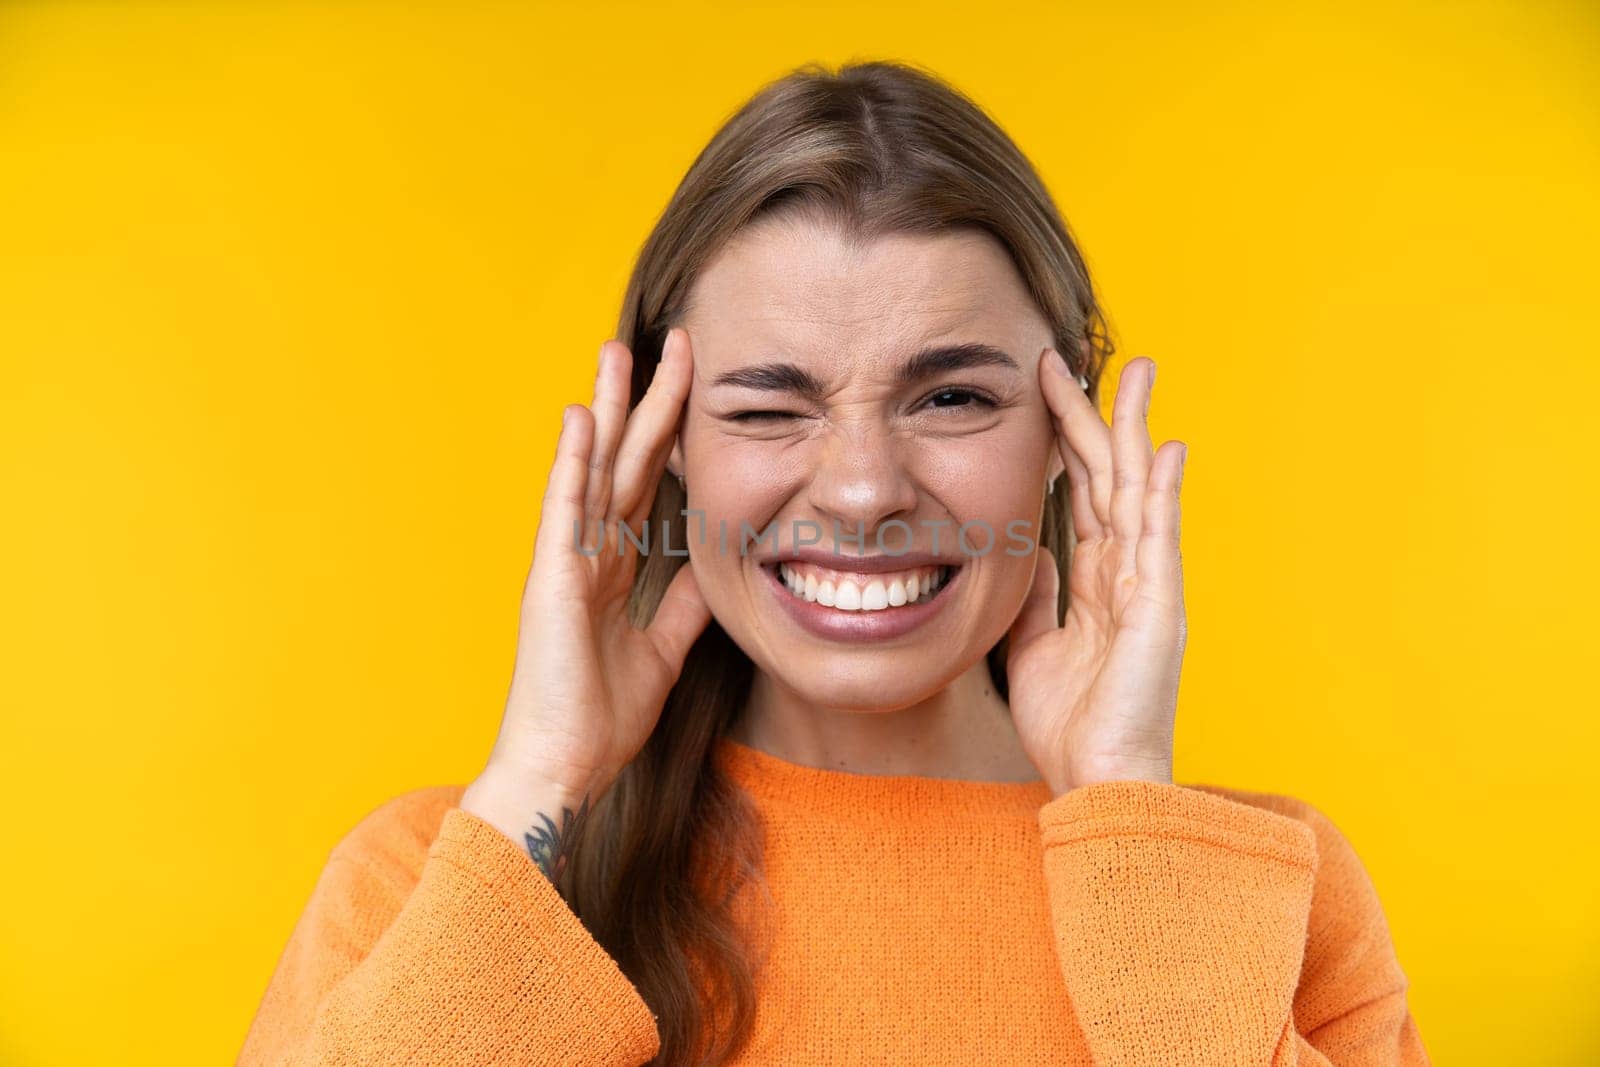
top-left (461, 329), bottom-right (709, 857)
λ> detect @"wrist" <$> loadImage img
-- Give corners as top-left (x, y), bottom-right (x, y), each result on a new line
top-left (1059, 754), bottom-right (1174, 796)
top-left (478, 749), bottom-right (606, 799)
top-left (460, 766), bottom-right (602, 880)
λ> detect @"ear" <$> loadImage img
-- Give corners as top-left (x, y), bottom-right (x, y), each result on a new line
top-left (1047, 442), bottom-right (1066, 486)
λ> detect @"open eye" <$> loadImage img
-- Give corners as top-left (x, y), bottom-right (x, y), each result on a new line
top-left (922, 387), bottom-right (999, 412)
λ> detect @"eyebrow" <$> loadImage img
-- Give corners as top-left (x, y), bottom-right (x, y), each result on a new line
top-left (709, 342), bottom-right (1020, 400)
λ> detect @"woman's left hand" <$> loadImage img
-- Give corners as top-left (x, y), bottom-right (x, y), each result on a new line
top-left (1005, 350), bottom-right (1188, 797)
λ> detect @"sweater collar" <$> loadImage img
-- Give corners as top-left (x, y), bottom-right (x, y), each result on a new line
top-left (712, 734), bottom-right (1055, 823)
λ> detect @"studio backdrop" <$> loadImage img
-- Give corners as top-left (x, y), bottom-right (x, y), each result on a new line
top-left (1, 3), bottom-right (1596, 1065)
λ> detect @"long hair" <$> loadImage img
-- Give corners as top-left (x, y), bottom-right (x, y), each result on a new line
top-left (555, 58), bottom-right (1115, 1066)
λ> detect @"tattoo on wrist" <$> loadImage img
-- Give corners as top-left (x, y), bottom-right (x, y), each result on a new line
top-left (523, 792), bottom-right (592, 882)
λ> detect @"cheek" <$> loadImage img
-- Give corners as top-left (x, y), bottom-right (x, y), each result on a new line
top-left (921, 430), bottom-right (1047, 525)
top-left (681, 442), bottom-right (798, 582)
top-left (690, 444), bottom-right (802, 518)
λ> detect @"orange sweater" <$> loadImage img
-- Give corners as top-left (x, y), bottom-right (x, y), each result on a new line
top-left (239, 736), bottom-right (1431, 1065)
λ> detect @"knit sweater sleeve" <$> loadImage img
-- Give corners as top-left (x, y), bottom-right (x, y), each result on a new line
top-left (237, 787), bottom-right (661, 1066)
top-left (1036, 779), bottom-right (1431, 1065)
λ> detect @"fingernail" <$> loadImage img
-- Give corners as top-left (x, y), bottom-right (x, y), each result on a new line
top-left (562, 407), bottom-right (573, 429)
top-left (1148, 362), bottom-right (1157, 389)
top-left (1046, 347), bottom-right (1070, 378)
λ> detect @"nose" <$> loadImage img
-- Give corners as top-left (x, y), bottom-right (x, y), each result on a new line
top-left (804, 420), bottom-right (920, 543)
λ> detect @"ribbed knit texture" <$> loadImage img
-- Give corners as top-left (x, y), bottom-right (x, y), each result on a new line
top-left (238, 736), bottom-right (1431, 1065)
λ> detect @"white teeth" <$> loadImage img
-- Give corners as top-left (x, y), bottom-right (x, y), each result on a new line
top-left (775, 562), bottom-right (953, 613)
top-left (834, 581), bottom-right (861, 611)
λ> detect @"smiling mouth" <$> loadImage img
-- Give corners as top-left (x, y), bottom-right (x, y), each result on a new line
top-left (765, 560), bottom-right (959, 612)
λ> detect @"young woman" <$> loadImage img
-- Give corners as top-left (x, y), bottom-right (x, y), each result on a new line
top-left (240, 60), bottom-right (1430, 1066)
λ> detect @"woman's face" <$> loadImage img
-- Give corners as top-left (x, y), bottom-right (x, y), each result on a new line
top-left (671, 212), bottom-right (1063, 710)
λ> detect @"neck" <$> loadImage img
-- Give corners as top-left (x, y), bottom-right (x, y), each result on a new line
top-left (727, 659), bottom-right (1042, 784)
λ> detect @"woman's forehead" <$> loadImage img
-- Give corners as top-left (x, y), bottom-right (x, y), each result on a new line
top-left (684, 220), bottom-right (1043, 370)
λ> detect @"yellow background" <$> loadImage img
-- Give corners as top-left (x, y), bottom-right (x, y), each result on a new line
top-left (2, 2), bottom-right (1595, 1063)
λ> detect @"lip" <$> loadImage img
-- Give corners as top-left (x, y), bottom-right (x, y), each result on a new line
top-left (759, 558), bottom-right (963, 642)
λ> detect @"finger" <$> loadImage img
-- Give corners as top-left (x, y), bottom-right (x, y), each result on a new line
top-left (1039, 347), bottom-right (1112, 536)
top-left (1058, 437), bottom-right (1103, 542)
top-left (1110, 357), bottom-right (1156, 548)
top-left (612, 327), bottom-right (694, 531)
top-left (644, 560), bottom-right (712, 676)
top-left (1008, 545), bottom-right (1061, 652)
top-left (1134, 439), bottom-right (1186, 626)
top-left (582, 340), bottom-right (632, 528)
top-left (532, 403), bottom-right (597, 574)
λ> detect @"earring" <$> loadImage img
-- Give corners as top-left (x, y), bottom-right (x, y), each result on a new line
top-left (676, 471), bottom-right (686, 490)
top-left (1046, 476), bottom-right (1056, 495)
